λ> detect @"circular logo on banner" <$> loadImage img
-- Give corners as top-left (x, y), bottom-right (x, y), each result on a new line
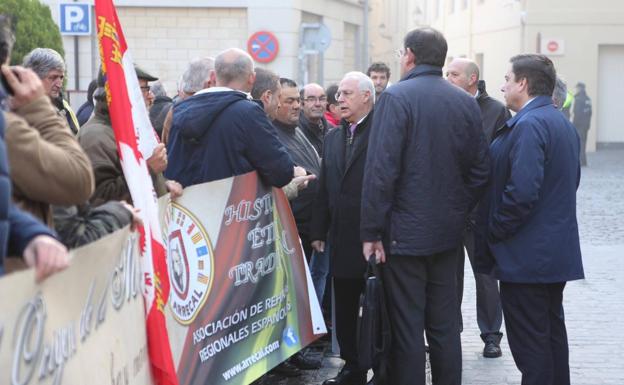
top-left (247, 31), bottom-right (280, 63)
top-left (165, 202), bottom-right (215, 325)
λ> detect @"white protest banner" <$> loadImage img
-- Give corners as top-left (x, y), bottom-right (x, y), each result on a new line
top-left (0, 228), bottom-right (152, 385)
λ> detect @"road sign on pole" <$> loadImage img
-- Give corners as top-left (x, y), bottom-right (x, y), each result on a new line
top-left (59, 3), bottom-right (91, 35)
top-left (247, 31), bottom-right (280, 63)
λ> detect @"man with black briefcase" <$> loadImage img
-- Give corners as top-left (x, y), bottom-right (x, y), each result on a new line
top-left (310, 71), bottom-right (376, 385)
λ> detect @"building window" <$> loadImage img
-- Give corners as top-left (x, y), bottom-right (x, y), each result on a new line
top-left (449, 0), bottom-right (455, 14)
top-left (344, 22), bottom-right (359, 74)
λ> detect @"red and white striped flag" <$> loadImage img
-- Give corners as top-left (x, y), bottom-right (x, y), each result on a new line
top-left (94, 1), bottom-right (178, 384)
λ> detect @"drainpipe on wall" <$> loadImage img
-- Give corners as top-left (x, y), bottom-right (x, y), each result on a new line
top-left (520, 0), bottom-right (527, 52)
top-left (362, 0), bottom-right (369, 70)
top-left (468, 0), bottom-right (474, 58)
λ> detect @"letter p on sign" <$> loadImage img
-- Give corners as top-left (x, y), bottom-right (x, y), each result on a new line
top-left (59, 3), bottom-right (91, 36)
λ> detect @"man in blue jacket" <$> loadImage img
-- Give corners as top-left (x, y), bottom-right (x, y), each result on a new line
top-left (361, 28), bottom-right (490, 385)
top-left (165, 48), bottom-right (294, 188)
top-left (477, 54), bottom-right (584, 385)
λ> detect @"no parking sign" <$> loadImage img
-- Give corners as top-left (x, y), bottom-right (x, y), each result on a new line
top-left (247, 31), bottom-right (279, 63)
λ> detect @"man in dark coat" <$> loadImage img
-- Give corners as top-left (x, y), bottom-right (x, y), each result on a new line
top-left (148, 81), bottom-right (173, 139)
top-left (272, 78), bottom-right (321, 261)
top-left (360, 28), bottom-right (490, 385)
top-left (310, 71), bottom-right (375, 385)
top-left (477, 54), bottom-right (584, 385)
top-left (299, 83), bottom-right (333, 158)
top-left (573, 82), bottom-right (592, 166)
top-left (446, 58), bottom-right (510, 358)
top-left (165, 49), bottom-right (294, 188)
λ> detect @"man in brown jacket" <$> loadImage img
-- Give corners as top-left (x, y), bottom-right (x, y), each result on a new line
top-left (4, 66), bottom-right (94, 226)
top-left (79, 70), bottom-right (180, 206)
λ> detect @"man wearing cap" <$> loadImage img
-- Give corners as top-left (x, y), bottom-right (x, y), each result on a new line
top-left (136, 65), bottom-right (157, 109)
top-left (79, 67), bottom-right (180, 206)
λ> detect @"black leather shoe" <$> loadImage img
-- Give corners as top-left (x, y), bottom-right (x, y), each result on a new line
top-left (483, 335), bottom-right (502, 358)
top-left (322, 367), bottom-right (366, 385)
top-left (271, 361), bottom-right (301, 377)
top-left (290, 351), bottom-right (321, 370)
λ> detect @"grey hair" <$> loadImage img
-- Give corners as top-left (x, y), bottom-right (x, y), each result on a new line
top-left (552, 77), bottom-right (568, 110)
top-left (215, 48), bottom-right (253, 85)
top-left (150, 81), bottom-right (167, 97)
top-left (181, 57), bottom-right (215, 94)
top-left (23, 48), bottom-right (65, 79)
top-left (343, 71), bottom-right (376, 104)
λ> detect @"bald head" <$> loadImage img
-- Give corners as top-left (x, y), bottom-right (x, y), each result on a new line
top-left (215, 48), bottom-right (255, 92)
top-left (302, 83), bottom-right (324, 96)
top-left (446, 58), bottom-right (480, 94)
top-left (301, 83), bottom-right (327, 122)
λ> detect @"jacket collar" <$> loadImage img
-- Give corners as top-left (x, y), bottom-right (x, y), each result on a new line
top-left (94, 106), bottom-right (112, 125)
top-left (340, 110), bottom-right (372, 131)
top-left (505, 95), bottom-right (554, 128)
top-left (476, 80), bottom-right (489, 101)
top-left (299, 111), bottom-right (327, 135)
top-left (272, 119), bottom-right (298, 132)
top-left (401, 64), bottom-right (443, 82)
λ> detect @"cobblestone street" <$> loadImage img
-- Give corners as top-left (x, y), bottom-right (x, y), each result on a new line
top-left (270, 149), bottom-right (624, 385)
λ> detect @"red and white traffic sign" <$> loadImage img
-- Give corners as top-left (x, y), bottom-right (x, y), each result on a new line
top-left (541, 38), bottom-right (565, 56)
top-left (247, 31), bottom-right (280, 63)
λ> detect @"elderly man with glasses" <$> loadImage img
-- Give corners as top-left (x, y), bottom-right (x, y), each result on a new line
top-left (299, 83), bottom-right (334, 158)
top-left (310, 71), bottom-right (376, 385)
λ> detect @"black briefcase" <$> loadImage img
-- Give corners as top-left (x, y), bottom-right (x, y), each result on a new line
top-left (356, 256), bottom-right (391, 382)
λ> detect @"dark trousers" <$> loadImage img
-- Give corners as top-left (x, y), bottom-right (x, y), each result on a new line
top-left (382, 250), bottom-right (462, 385)
top-left (299, 233), bottom-right (313, 263)
top-left (500, 282), bottom-right (570, 385)
top-left (457, 228), bottom-right (503, 339)
top-left (333, 277), bottom-right (366, 372)
top-left (578, 127), bottom-right (588, 166)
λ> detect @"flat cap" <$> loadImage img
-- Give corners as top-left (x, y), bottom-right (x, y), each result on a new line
top-left (135, 65), bottom-right (158, 81)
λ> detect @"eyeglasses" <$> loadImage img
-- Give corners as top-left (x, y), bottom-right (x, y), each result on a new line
top-left (394, 48), bottom-right (405, 59)
top-left (140, 85), bottom-right (151, 93)
top-left (304, 96), bottom-right (327, 103)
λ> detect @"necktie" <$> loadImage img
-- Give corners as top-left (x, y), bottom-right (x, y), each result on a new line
top-left (348, 123), bottom-right (357, 145)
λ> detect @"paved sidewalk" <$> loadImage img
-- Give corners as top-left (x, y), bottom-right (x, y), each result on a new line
top-left (278, 149), bottom-right (624, 385)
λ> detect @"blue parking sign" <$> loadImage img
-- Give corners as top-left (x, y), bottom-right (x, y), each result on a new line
top-left (59, 3), bottom-right (91, 35)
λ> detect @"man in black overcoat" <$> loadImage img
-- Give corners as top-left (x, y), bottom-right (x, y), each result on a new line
top-left (310, 71), bottom-right (376, 385)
